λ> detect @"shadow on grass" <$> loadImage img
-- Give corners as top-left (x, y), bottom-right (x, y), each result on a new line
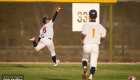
top-left (41, 78), bottom-right (69, 80)
top-left (15, 65), bottom-right (30, 68)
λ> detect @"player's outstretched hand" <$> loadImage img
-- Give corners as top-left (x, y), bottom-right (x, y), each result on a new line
top-left (56, 7), bottom-right (62, 12)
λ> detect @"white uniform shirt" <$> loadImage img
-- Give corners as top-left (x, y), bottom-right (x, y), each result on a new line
top-left (39, 20), bottom-right (54, 38)
top-left (82, 22), bottom-right (106, 45)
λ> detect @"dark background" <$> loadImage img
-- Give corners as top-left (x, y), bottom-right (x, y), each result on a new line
top-left (0, 2), bottom-right (140, 62)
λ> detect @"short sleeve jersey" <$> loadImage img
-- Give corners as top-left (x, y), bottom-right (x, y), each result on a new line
top-left (81, 22), bottom-right (106, 45)
top-left (39, 20), bottom-right (54, 38)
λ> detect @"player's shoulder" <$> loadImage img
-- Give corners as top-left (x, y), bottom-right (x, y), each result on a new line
top-left (43, 24), bottom-right (47, 27)
top-left (98, 24), bottom-right (106, 30)
top-left (98, 23), bottom-right (104, 27)
top-left (49, 20), bottom-right (53, 23)
top-left (83, 22), bottom-right (92, 26)
top-left (92, 22), bottom-right (104, 28)
top-left (84, 22), bottom-right (102, 26)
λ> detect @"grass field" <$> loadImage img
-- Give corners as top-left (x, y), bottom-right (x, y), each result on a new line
top-left (0, 63), bottom-right (140, 80)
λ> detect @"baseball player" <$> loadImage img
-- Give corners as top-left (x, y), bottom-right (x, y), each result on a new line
top-left (29, 7), bottom-right (62, 66)
top-left (81, 9), bottom-right (106, 80)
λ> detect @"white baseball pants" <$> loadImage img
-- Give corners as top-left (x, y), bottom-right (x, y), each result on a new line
top-left (35, 37), bottom-right (56, 56)
top-left (82, 44), bottom-right (99, 68)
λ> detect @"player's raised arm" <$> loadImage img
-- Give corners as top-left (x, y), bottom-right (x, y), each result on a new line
top-left (52, 7), bottom-right (62, 22)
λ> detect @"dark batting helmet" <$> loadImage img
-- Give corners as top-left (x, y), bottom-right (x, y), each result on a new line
top-left (42, 17), bottom-right (51, 24)
top-left (89, 9), bottom-right (97, 19)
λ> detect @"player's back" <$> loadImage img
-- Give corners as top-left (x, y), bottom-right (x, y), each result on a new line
top-left (82, 22), bottom-right (105, 45)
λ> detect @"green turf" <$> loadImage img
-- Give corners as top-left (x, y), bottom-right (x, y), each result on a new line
top-left (0, 63), bottom-right (140, 80)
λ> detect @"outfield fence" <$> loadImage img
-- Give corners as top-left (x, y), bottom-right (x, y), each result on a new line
top-left (0, 2), bottom-right (140, 62)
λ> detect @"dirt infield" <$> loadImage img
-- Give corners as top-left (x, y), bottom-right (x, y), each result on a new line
top-left (0, 62), bottom-right (140, 64)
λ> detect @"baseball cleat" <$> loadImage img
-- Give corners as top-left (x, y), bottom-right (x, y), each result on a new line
top-left (88, 76), bottom-right (92, 80)
top-left (29, 37), bottom-right (35, 41)
top-left (82, 68), bottom-right (88, 80)
top-left (88, 77), bottom-right (92, 80)
top-left (54, 60), bottom-right (60, 66)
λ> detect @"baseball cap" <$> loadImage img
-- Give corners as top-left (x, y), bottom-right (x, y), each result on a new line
top-left (89, 9), bottom-right (97, 18)
top-left (42, 17), bottom-right (51, 24)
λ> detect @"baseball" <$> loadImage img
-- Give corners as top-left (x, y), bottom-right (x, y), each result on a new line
top-left (58, 7), bottom-right (63, 10)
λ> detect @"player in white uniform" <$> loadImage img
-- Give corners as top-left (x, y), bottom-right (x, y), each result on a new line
top-left (81, 9), bottom-right (106, 80)
top-left (29, 7), bottom-right (62, 66)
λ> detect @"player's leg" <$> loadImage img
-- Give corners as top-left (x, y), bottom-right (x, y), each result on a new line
top-left (82, 44), bottom-right (91, 80)
top-left (29, 37), bottom-right (37, 47)
top-left (35, 40), bottom-right (46, 51)
top-left (88, 53), bottom-right (99, 80)
top-left (82, 44), bottom-right (91, 68)
top-left (48, 43), bottom-right (60, 66)
top-left (82, 51), bottom-right (89, 69)
top-left (48, 42), bottom-right (60, 66)
top-left (42, 37), bottom-right (59, 66)
top-left (88, 45), bottom-right (99, 80)
top-left (82, 54), bottom-right (89, 80)
top-left (30, 37), bottom-right (46, 51)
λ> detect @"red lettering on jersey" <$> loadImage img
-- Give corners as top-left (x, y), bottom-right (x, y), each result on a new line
top-left (43, 27), bottom-right (46, 33)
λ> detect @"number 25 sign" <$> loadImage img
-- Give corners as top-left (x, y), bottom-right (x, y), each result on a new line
top-left (72, 3), bottom-right (99, 31)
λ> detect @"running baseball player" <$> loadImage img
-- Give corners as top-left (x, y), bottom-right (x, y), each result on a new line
top-left (81, 9), bottom-right (106, 80)
top-left (29, 7), bottom-right (62, 66)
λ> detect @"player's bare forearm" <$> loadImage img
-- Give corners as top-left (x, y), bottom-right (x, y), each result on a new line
top-left (101, 36), bottom-right (106, 41)
top-left (81, 34), bottom-right (86, 43)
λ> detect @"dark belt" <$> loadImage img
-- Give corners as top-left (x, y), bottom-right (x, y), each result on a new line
top-left (48, 38), bottom-right (52, 40)
top-left (42, 37), bottom-right (51, 40)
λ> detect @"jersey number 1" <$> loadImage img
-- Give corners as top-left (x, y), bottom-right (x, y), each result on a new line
top-left (92, 29), bottom-right (95, 38)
